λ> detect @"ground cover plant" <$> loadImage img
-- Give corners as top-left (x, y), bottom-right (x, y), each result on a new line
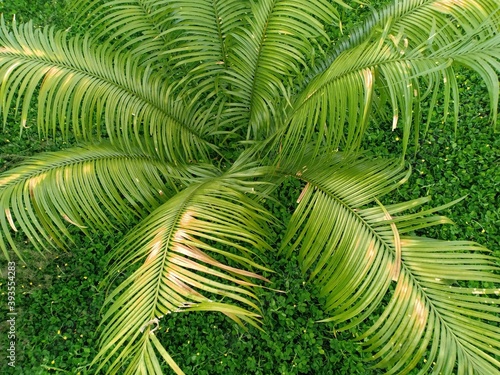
top-left (0, 0), bottom-right (499, 374)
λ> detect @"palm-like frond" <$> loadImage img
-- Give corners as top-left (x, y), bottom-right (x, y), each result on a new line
top-left (94, 173), bottom-right (273, 374)
top-left (279, 153), bottom-right (411, 323)
top-left (224, 0), bottom-right (340, 138)
top-left (0, 142), bottom-right (215, 259)
top-left (72, 0), bottom-right (250, 100)
top-left (279, 153), bottom-right (500, 374)
top-left (159, 0), bottom-right (249, 97)
top-left (73, 0), bottom-right (173, 71)
top-left (360, 238), bottom-right (500, 375)
top-left (309, 0), bottom-right (499, 77)
top-left (0, 18), bottom-right (216, 162)
top-left (282, 0), bottom-right (500, 158)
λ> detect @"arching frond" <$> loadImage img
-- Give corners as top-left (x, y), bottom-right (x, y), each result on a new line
top-left (284, 0), bottom-right (500, 158)
top-left (279, 154), bottom-right (411, 321)
top-left (159, 0), bottom-right (249, 98)
top-left (224, 0), bottom-right (339, 138)
top-left (93, 174), bottom-right (273, 374)
top-left (359, 238), bottom-right (500, 375)
top-left (309, 0), bottom-right (498, 78)
top-left (279, 153), bottom-right (500, 374)
top-left (0, 18), bottom-right (217, 162)
top-left (0, 142), bottom-right (216, 260)
top-left (72, 0), bottom-right (174, 71)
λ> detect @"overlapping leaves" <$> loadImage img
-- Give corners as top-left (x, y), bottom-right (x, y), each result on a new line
top-left (224, 0), bottom-right (339, 137)
top-left (0, 17), bottom-right (216, 162)
top-left (282, 0), bottom-right (500, 158)
top-left (94, 171), bottom-right (273, 374)
top-left (0, 142), bottom-right (216, 259)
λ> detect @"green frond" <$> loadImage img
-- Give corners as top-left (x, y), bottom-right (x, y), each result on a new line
top-left (72, 0), bottom-right (174, 71)
top-left (0, 18), bottom-right (217, 162)
top-left (279, 153), bottom-right (500, 374)
top-left (111, 332), bottom-right (185, 375)
top-left (93, 174), bottom-right (273, 374)
top-left (0, 142), bottom-right (216, 260)
top-left (224, 0), bottom-right (339, 138)
top-left (359, 238), bottom-right (500, 375)
top-left (159, 0), bottom-right (249, 99)
top-left (286, 0), bottom-right (500, 158)
top-left (279, 153), bottom-right (409, 306)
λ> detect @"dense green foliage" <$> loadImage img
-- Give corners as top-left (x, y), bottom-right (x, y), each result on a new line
top-left (0, 0), bottom-right (499, 374)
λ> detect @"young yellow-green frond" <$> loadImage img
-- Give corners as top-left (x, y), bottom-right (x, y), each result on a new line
top-left (279, 153), bottom-right (500, 374)
top-left (0, 142), bottom-right (216, 260)
top-left (94, 175), bottom-right (273, 373)
top-left (286, 0), bottom-right (500, 157)
top-left (0, 18), bottom-right (217, 162)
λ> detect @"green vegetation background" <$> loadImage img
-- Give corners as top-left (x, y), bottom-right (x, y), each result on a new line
top-left (0, 0), bottom-right (498, 374)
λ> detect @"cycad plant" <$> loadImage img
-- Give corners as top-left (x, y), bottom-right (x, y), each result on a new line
top-left (1, 0), bottom-right (499, 373)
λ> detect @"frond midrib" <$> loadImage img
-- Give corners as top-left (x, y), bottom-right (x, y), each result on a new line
top-left (278, 169), bottom-right (398, 270)
top-left (85, 0), bottom-right (170, 48)
top-left (147, 186), bottom-right (195, 323)
top-left (135, 0), bottom-right (170, 46)
top-left (1, 49), bottom-right (209, 142)
top-left (397, 245), bottom-right (498, 370)
top-left (284, 168), bottom-right (498, 369)
top-left (291, 50), bottom-right (474, 118)
top-left (294, 0), bottom-right (498, 117)
top-left (127, 175), bottom-right (243, 327)
top-left (246, 1), bottom-right (276, 129)
top-left (212, 0), bottom-right (227, 66)
top-left (0, 148), bottom-right (164, 191)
